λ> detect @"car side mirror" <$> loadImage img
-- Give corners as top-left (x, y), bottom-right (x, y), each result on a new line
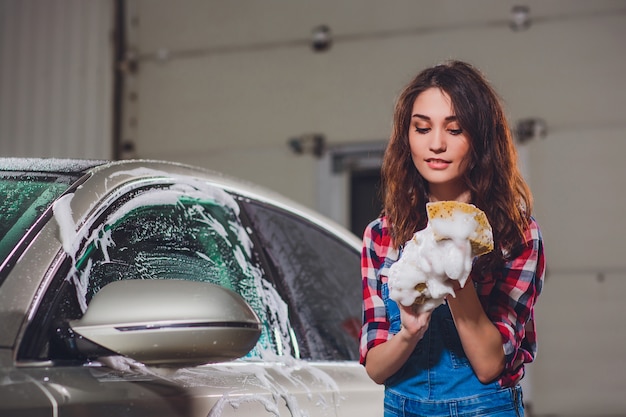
top-left (70, 279), bottom-right (261, 366)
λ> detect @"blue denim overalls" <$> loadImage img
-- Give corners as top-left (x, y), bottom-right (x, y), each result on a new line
top-left (381, 280), bottom-right (524, 417)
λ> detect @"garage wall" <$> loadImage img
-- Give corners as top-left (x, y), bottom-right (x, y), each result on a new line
top-left (3, 0), bottom-right (626, 415)
top-left (122, 1), bottom-right (626, 415)
top-left (0, 0), bottom-right (114, 159)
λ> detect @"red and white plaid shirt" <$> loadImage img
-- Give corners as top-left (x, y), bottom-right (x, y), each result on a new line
top-left (359, 216), bottom-right (546, 387)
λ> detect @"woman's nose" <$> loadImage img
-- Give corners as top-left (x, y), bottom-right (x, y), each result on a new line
top-left (429, 129), bottom-right (446, 152)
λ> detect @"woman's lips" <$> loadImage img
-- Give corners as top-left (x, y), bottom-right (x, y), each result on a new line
top-left (425, 158), bottom-right (451, 169)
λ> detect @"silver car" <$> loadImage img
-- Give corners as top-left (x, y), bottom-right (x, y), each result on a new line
top-left (0, 158), bottom-right (383, 416)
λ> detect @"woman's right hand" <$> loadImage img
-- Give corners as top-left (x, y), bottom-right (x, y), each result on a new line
top-left (398, 303), bottom-right (433, 342)
top-left (364, 304), bottom-right (432, 384)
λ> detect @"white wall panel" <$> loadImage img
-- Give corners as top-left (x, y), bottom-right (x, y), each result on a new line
top-left (533, 270), bottom-right (626, 415)
top-left (0, 0), bottom-right (114, 159)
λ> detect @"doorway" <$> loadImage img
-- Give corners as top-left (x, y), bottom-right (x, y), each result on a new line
top-left (350, 169), bottom-right (382, 238)
top-left (315, 141), bottom-right (386, 237)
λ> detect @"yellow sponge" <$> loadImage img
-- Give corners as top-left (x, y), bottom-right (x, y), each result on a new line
top-left (426, 201), bottom-right (494, 256)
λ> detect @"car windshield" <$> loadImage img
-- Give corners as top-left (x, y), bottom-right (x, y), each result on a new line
top-left (0, 174), bottom-right (74, 271)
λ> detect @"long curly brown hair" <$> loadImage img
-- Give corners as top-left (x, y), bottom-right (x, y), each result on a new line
top-left (381, 60), bottom-right (532, 270)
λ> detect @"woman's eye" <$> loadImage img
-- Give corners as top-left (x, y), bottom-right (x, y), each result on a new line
top-left (415, 127), bottom-right (430, 134)
top-left (449, 128), bottom-right (463, 135)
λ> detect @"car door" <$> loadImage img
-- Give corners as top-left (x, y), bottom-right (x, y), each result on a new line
top-left (239, 199), bottom-right (384, 415)
top-left (14, 174), bottom-right (382, 416)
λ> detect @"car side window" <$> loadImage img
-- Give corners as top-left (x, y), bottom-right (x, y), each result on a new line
top-left (241, 201), bottom-right (362, 361)
top-left (21, 183), bottom-right (298, 362)
top-left (80, 196), bottom-right (251, 303)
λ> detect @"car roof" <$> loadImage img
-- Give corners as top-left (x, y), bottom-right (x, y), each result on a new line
top-left (90, 159), bottom-right (362, 248)
top-left (0, 158), bottom-right (108, 174)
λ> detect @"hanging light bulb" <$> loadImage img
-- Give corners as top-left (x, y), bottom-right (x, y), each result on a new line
top-left (311, 25), bottom-right (332, 52)
top-left (510, 5), bottom-right (531, 31)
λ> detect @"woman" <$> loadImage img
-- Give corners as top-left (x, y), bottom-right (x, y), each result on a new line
top-left (360, 60), bottom-right (545, 416)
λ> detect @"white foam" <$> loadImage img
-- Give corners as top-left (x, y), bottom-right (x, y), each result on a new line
top-left (388, 211), bottom-right (478, 311)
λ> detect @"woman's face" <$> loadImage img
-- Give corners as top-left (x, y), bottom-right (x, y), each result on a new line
top-left (408, 88), bottom-right (471, 201)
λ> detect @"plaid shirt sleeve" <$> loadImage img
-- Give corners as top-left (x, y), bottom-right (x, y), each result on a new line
top-left (475, 217), bottom-right (546, 386)
top-left (359, 217), bottom-right (395, 365)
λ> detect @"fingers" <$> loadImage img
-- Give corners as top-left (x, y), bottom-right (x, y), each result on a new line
top-left (398, 304), bottom-right (433, 337)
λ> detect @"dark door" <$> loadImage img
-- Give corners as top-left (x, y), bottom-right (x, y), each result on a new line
top-left (350, 168), bottom-right (382, 238)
